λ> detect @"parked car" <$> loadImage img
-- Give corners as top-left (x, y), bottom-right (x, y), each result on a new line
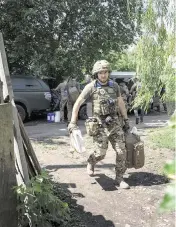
top-left (11, 75), bottom-right (51, 121)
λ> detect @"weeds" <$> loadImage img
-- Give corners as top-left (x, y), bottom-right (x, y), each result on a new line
top-left (14, 171), bottom-right (70, 227)
top-left (148, 127), bottom-right (175, 150)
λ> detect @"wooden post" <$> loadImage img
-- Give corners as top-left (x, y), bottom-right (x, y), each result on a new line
top-left (18, 114), bottom-right (41, 174)
top-left (0, 33), bottom-right (29, 183)
top-left (0, 103), bottom-right (18, 227)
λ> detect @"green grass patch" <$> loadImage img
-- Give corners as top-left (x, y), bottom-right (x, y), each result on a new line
top-left (148, 127), bottom-right (175, 150)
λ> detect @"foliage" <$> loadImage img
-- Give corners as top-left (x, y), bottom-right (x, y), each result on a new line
top-left (0, 0), bottom-right (141, 81)
top-left (158, 113), bottom-right (176, 213)
top-left (14, 171), bottom-right (70, 227)
top-left (133, 0), bottom-right (176, 109)
top-left (106, 50), bottom-right (136, 71)
top-left (159, 159), bottom-right (176, 212)
top-left (168, 111), bottom-right (176, 129)
top-left (148, 127), bottom-right (175, 150)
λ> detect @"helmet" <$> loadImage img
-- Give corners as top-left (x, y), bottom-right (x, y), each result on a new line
top-left (92, 60), bottom-right (111, 75)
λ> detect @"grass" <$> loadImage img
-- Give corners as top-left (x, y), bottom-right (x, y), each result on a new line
top-left (148, 127), bottom-right (175, 150)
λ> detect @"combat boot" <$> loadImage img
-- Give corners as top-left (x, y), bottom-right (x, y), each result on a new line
top-left (87, 162), bottom-right (95, 176)
top-left (115, 177), bottom-right (130, 189)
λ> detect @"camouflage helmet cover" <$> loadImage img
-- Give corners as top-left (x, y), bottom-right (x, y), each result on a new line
top-left (92, 60), bottom-right (111, 75)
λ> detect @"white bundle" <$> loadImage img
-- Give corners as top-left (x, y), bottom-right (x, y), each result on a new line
top-left (70, 129), bottom-right (86, 153)
top-left (130, 126), bottom-right (138, 135)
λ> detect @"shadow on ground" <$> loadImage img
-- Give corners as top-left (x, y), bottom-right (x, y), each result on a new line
top-left (31, 137), bottom-right (68, 145)
top-left (93, 174), bottom-right (118, 191)
top-left (45, 163), bottom-right (115, 172)
top-left (53, 181), bottom-right (115, 227)
top-left (126, 172), bottom-right (168, 186)
top-left (86, 172), bottom-right (168, 191)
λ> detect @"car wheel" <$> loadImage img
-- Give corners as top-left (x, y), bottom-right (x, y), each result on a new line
top-left (79, 105), bottom-right (88, 120)
top-left (16, 104), bottom-right (27, 122)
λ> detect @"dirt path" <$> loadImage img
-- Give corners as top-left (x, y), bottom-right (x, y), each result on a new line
top-left (25, 114), bottom-right (175, 227)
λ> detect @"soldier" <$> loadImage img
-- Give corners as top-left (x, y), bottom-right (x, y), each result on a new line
top-left (54, 77), bottom-right (69, 122)
top-left (68, 60), bottom-right (130, 189)
top-left (119, 82), bottom-right (130, 111)
top-left (130, 79), bottom-right (144, 124)
top-left (54, 77), bottom-right (80, 123)
top-left (67, 78), bottom-right (81, 122)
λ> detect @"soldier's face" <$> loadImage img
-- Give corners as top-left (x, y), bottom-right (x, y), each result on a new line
top-left (97, 70), bottom-right (109, 83)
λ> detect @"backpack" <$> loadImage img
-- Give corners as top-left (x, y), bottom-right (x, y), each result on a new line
top-left (125, 132), bottom-right (145, 169)
top-left (66, 78), bottom-right (80, 104)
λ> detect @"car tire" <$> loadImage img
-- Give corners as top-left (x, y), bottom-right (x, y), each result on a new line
top-left (16, 104), bottom-right (27, 122)
top-left (79, 105), bottom-right (88, 120)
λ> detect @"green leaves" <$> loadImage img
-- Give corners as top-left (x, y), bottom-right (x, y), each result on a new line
top-left (169, 111), bottom-right (176, 129)
top-left (160, 184), bottom-right (175, 212)
top-left (159, 160), bottom-right (176, 213)
top-left (106, 50), bottom-right (136, 71)
top-left (0, 0), bottom-right (140, 80)
top-left (14, 170), bottom-right (70, 227)
top-left (134, 0), bottom-right (176, 110)
top-left (164, 160), bottom-right (176, 176)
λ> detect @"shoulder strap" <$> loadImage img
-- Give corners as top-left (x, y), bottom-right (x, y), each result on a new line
top-left (94, 79), bottom-right (114, 88)
top-left (108, 80), bottom-right (114, 88)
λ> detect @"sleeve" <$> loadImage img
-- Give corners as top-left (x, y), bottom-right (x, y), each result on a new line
top-left (54, 83), bottom-right (61, 92)
top-left (114, 82), bottom-right (121, 97)
top-left (79, 83), bottom-right (93, 101)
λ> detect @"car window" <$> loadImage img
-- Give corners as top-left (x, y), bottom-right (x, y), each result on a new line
top-left (37, 79), bottom-right (50, 90)
top-left (12, 78), bottom-right (43, 90)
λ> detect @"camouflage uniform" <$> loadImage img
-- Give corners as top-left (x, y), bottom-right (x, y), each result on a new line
top-left (55, 79), bottom-right (80, 122)
top-left (88, 117), bottom-right (126, 177)
top-left (67, 79), bottom-right (81, 122)
top-left (119, 82), bottom-right (129, 111)
top-left (130, 81), bottom-right (144, 124)
top-left (55, 81), bottom-right (68, 122)
top-left (80, 78), bottom-right (127, 178)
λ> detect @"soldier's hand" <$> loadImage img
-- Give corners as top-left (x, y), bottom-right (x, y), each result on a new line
top-left (123, 119), bottom-right (130, 132)
top-left (68, 122), bottom-right (78, 133)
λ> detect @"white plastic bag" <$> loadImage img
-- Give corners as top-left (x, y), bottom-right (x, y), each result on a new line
top-left (70, 129), bottom-right (86, 153)
top-left (130, 126), bottom-right (138, 135)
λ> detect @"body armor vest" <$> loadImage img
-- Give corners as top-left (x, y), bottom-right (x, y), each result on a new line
top-left (92, 80), bottom-right (117, 116)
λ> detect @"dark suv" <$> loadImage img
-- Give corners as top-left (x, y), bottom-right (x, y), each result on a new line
top-left (11, 75), bottom-right (51, 121)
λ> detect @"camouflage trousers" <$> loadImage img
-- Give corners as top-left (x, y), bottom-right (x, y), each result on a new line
top-left (87, 116), bottom-right (127, 178)
top-left (67, 100), bottom-right (73, 122)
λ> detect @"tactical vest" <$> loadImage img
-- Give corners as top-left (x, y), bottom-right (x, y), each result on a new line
top-left (92, 80), bottom-right (117, 116)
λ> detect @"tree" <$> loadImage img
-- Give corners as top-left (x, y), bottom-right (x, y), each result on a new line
top-left (106, 50), bottom-right (136, 71)
top-left (0, 0), bottom-right (142, 81)
top-left (134, 0), bottom-right (176, 112)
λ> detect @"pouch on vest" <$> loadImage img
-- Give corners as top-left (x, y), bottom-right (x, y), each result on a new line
top-left (100, 99), bottom-right (116, 115)
top-left (125, 132), bottom-right (145, 169)
top-left (100, 100), bottom-right (110, 115)
top-left (85, 117), bottom-right (99, 136)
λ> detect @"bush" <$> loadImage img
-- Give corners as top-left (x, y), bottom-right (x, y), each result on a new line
top-left (15, 171), bottom-right (70, 227)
